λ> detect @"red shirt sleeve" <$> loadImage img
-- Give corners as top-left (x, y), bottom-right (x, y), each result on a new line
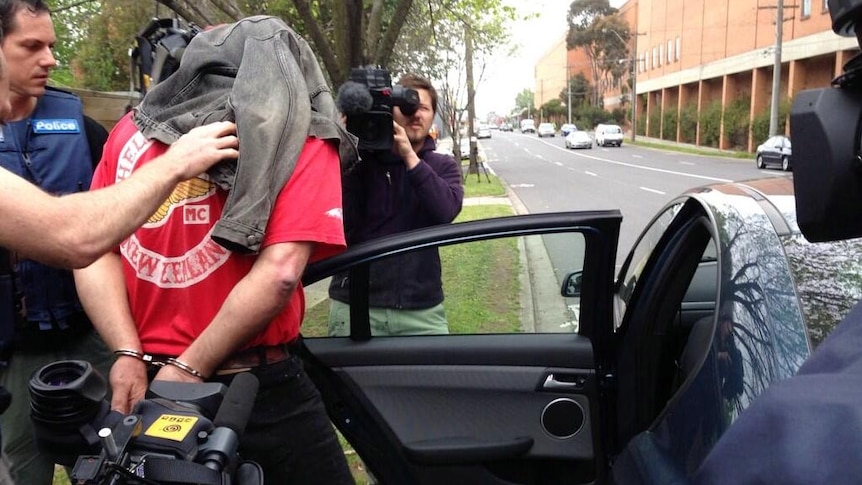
top-left (262, 137), bottom-right (346, 262)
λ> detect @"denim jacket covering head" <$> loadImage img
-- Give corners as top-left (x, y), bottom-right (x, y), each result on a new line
top-left (133, 16), bottom-right (358, 253)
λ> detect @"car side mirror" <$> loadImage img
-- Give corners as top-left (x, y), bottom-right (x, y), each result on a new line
top-left (561, 270), bottom-right (583, 298)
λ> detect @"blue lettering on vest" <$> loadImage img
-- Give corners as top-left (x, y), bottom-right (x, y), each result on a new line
top-left (32, 119), bottom-right (81, 134)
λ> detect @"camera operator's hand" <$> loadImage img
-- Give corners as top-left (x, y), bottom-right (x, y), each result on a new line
top-left (110, 355), bottom-right (149, 415)
top-left (156, 121), bottom-right (239, 182)
top-left (393, 121), bottom-right (421, 170)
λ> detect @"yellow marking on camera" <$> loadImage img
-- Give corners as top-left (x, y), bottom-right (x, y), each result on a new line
top-left (144, 414), bottom-right (199, 442)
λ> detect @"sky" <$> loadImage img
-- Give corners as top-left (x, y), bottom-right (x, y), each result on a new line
top-left (475, 0), bottom-right (627, 118)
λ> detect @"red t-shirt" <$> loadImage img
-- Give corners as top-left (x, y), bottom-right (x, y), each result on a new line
top-left (91, 114), bottom-right (345, 355)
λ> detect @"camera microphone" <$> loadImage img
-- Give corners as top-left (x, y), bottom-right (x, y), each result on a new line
top-left (336, 81), bottom-right (374, 117)
top-left (202, 372), bottom-right (260, 472)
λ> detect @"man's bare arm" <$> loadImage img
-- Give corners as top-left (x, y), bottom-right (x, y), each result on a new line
top-left (0, 121), bottom-right (238, 268)
top-left (159, 241), bottom-right (314, 381)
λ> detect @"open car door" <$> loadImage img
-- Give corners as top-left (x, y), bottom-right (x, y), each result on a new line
top-left (298, 211), bottom-right (621, 485)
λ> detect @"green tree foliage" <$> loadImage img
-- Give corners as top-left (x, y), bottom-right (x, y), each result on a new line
top-left (565, 0), bottom-right (629, 106)
top-left (751, 98), bottom-right (792, 145)
top-left (559, 73), bottom-right (590, 108)
top-left (515, 88), bottom-right (535, 114)
top-left (662, 108), bottom-right (678, 141)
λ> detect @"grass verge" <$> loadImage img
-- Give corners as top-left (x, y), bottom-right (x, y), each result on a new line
top-left (632, 139), bottom-right (754, 159)
top-left (462, 170), bottom-right (506, 197)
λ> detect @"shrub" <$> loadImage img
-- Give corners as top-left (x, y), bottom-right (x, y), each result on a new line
top-left (647, 109), bottom-right (662, 138)
top-left (662, 108), bottom-right (679, 142)
top-left (679, 104), bottom-right (698, 144)
top-left (723, 96), bottom-right (751, 150)
top-left (699, 101), bottom-right (722, 148)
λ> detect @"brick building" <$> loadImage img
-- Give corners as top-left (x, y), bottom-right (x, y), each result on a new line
top-left (544, 0), bottom-right (858, 151)
top-left (534, 35), bottom-right (592, 125)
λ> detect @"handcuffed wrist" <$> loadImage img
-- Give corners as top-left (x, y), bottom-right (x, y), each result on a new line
top-left (165, 357), bottom-right (205, 379)
top-left (113, 348), bottom-right (157, 365)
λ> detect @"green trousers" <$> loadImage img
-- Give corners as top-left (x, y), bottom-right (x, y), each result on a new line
top-left (328, 300), bottom-right (449, 336)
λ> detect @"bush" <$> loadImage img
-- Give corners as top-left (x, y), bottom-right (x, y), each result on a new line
top-left (699, 101), bottom-right (722, 147)
top-left (679, 104), bottom-right (698, 144)
top-left (751, 98), bottom-right (793, 148)
top-left (662, 109), bottom-right (679, 141)
top-left (647, 109), bottom-right (661, 138)
top-left (723, 96), bottom-right (751, 150)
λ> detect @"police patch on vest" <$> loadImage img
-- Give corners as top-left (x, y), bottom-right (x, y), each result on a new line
top-left (32, 119), bottom-right (81, 134)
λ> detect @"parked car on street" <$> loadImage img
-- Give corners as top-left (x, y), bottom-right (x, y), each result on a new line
top-left (299, 176), bottom-right (862, 484)
top-left (520, 119), bottom-right (536, 133)
top-left (756, 135), bottom-right (792, 171)
top-left (500, 122), bottom-right (513, 132)
top-left (537, 122), bottom-right (556, 137)
top-left (595, 124), bottom-right (624, 147)
top-left (560, 123), bottom-right (577, 137)
top-left (458, 137), bottom-right (473, 160)
top-left (565, 130), bottom-right (593, 149)
top-left (476, 124), bottom-right (492, 139)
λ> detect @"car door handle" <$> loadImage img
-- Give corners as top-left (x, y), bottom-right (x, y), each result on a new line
top-left (542, 373), bottom-right (587, 391)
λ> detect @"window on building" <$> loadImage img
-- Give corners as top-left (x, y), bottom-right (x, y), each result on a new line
top-left (802, 0), bottom-right (811, 17)
top-left (667, 40), bottom-right (673, 63)
top-left (652, 47), bottom-right (657, 70)
top-left (676, 37), bottom-right (681, 61)
top-left (659, 44), bottom-right (663, 66)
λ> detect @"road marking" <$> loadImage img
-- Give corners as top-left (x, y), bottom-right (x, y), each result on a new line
top-left (510, 183), bottom-right (535, 188)
top-left (555, 162), bottom-right (564, 166)
top-left (632, 154), bottom-right (643, 158)
top-left (640, 186), bottom-right (666, 195)
top-left (585, 171), bottom-right (597, 176)
top-left (542, 142), bottom-right (732, 182)
top-left (679, 161), bottom-right (695, 166)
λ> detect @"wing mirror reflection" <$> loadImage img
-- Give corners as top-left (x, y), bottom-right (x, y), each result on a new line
top-left (561, 270), bottom-right (583, 298)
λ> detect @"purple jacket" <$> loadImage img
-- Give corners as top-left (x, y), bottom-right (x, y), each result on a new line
top-left (329, 137), bottom-right (463, 309)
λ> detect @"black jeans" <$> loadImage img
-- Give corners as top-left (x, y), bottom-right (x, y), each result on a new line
top-left (212, 355), bottom-right (354, 484)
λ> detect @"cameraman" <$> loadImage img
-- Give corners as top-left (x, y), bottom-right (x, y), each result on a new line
top-left (328, 74), bottom-right (464, 336)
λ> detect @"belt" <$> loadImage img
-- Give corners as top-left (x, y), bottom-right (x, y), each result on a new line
top-left (215, 343), bottom-right (292, 376)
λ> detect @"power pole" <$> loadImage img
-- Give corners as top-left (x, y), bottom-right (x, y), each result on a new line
top-left (567, 66), bottom-right (572, 125)
top-left (769, 0), bottom-right (784, 136)
top-left (466, 25), bottom-right (479, 176)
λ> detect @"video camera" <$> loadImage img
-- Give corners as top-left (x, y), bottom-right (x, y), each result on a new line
top-left (336, 66), bottom-right (421, 154)
top-left (790, 0), bottom-right (862, 242)
top-left (29, 360), bottom-right (262, 485)
top-left (130, 18), bottom-right (201, 95)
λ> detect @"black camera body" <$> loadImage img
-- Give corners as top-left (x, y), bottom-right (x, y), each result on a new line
top-left (29, 360), bottom-right (262, 485)
top-left (338, 67), bottom-right (420, 154)
top-left (790, 0), bottom-right (862, 243)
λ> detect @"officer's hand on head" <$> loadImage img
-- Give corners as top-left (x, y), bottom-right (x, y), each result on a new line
top-left (167, 121), bottom-right (239, 180)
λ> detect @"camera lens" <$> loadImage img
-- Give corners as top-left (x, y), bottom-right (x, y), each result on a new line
top-left (29, 360), bottom-right (107, 427)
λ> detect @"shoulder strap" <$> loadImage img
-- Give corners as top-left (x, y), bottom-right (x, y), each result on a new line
top-left (82, 115), bottom-right (109, 169)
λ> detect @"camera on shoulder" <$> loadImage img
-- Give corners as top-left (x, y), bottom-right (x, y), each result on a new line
top-left (791, 0), bottom-right (862, 242)
top-left (336, 66), bottom-right (420, 155)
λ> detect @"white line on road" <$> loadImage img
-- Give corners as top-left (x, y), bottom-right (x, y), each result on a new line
top-left (679, 161), bottom-right (695, 165)
top-left (632, 154), bottom-right (643, 158)
top-left (555, 162), bottom-right (564, 166)
top-left (640, 186), bottom-right (666, 195)
top-left (547, 143), bottom-right (732, 182)
top-left (585, 171), bottom-right (597, 177)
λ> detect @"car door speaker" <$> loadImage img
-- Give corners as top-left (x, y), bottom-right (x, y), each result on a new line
top-left (541, 398), bottom-right (585, 439)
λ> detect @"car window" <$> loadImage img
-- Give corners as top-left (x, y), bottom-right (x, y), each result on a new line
top-left (616, 202), bottom-right (685, 329)
top-left (303, 231), bottom-right (586, 336)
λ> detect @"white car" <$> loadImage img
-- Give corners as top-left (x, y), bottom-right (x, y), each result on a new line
top-left (537, 123), bottom-right (556, 138)
top-left (565, 130), bottom-right (593, 149)
top-left (595, 124), bottom-right (624, 147)
top-left (476, 125), bottom-right (492, 139)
